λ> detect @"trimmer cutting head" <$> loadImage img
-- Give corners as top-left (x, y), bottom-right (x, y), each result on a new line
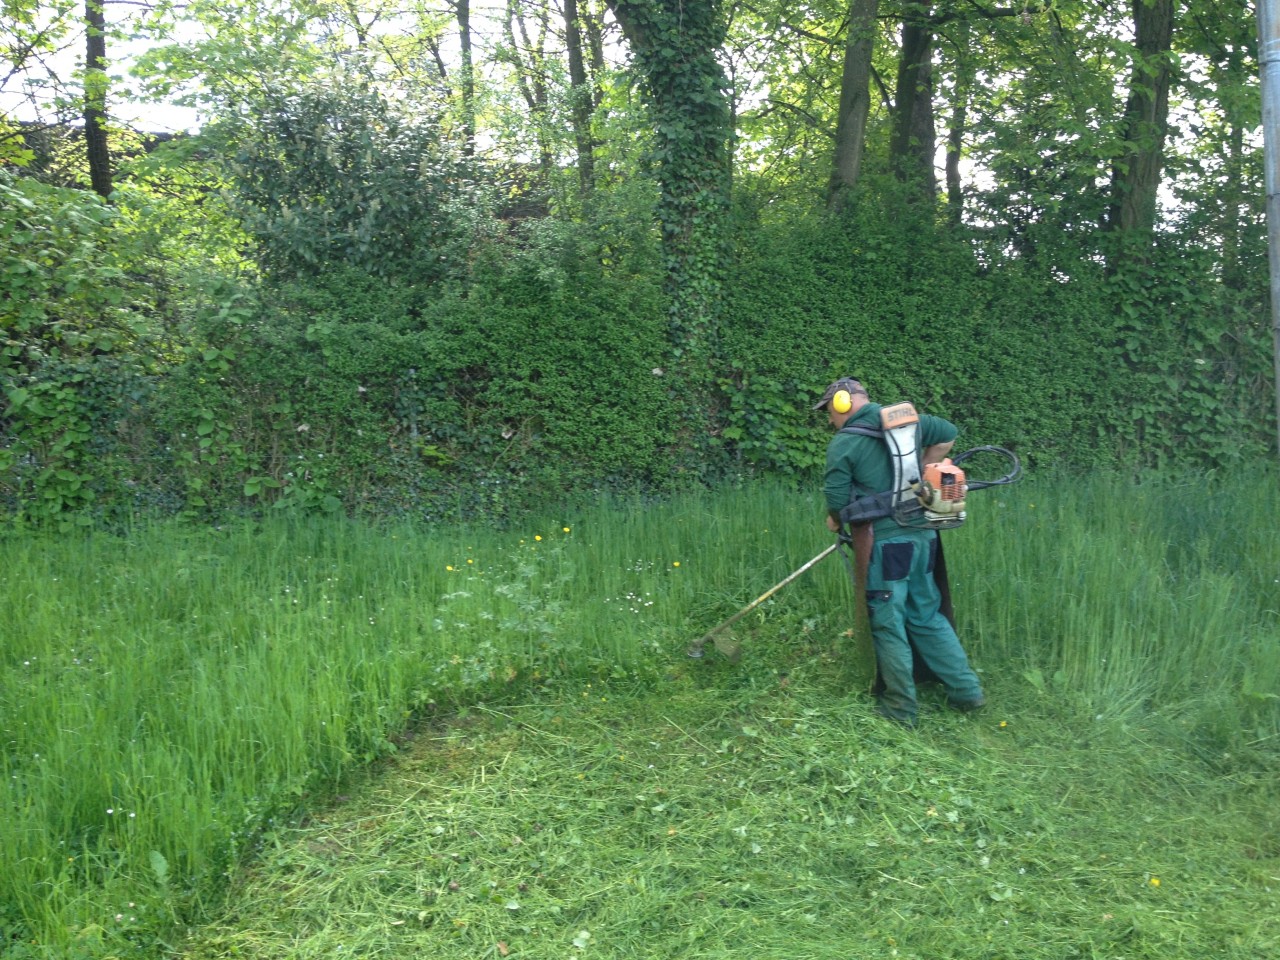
top-left (689, 633), bottom-right (741, 662)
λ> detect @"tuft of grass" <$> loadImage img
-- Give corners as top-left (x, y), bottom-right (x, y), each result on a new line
top-left (954, 468), bottom-right (1280, 750)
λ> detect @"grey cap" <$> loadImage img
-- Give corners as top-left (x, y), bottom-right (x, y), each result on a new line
top-left (813, 377), bottom-right (866, 410)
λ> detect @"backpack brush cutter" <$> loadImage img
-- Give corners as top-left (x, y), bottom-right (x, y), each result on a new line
top-left (686, 440), bottom-right (1021, 660)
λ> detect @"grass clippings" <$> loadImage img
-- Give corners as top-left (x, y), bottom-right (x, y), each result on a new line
top-left (179, 670), bottom-right (1279, 960)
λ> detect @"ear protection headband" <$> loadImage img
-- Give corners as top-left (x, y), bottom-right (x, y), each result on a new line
top-left (831, 389), bottom-right (853, 414)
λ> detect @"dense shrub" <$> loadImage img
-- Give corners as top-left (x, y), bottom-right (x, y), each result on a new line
top-left (3, 168), bottom-right (1276, 527)
top-left (225, 79), bottom-right (478, 283)
top-left (142, 232), bottom-right (676, 521)
top-left (0, 173), bottom-right (163, 526)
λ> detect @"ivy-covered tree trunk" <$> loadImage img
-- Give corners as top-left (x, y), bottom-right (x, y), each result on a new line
top-left (84, 0), bottom-right (112, 199)
top-left (607, 0), bottom-right (732, 456)
top-left (826, 0), bottom-right (879, 210)
top-left (1108, 0), bottom-right (1175, 241)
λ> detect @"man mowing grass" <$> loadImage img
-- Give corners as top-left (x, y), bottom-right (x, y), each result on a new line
top-left (816, 376), bottom-right (985, 726)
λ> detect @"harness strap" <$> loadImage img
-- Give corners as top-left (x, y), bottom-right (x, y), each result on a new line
top-left (836, 420), bottom-right (912, 525)
top-left (839, 424), bottom-right (883, 439)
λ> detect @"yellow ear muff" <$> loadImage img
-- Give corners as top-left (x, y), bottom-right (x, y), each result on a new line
top-left (832, 389), bottom-right (853, 414)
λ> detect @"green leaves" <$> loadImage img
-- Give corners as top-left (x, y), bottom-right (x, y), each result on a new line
top-left (3, 386), bottom-right (30, 413)
top-left (244, 476), bottom-right (282, 497)
top-left (149, 850), bottom-right (170, 890)
top-left (0, 172), bottom-right (168, 525)
top-left (225, 78), bottom-right (477, 282)
top-left (716, 365), bottom-right (825, 477)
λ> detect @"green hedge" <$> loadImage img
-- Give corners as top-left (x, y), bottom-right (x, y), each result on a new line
top-left (142, 252), bottom-right (677, 521)
top-left (718, 201), bottom-right (1276, 474)
top-left (3, 174), bottom-right (1276, 527)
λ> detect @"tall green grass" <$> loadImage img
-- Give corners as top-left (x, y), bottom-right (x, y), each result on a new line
top-left (955, 470), bottom-right (1280, 744)
top-left (1, 470), bottom-right (1277, 955)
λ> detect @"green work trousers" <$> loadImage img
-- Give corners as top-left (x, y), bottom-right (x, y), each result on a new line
top-left (865, 529), bottom-right (983, 724)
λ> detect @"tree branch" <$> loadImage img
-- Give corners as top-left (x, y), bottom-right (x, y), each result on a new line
top-left (763, 97), bottom-right (834, 139)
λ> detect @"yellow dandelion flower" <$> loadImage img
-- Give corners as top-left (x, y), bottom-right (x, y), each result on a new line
top-left (467, 558), bottom-right (474, 564)
top-left (672, 561), bottom-right (681, 568)
top-left (563, 526), bottom-right (571, 533)
top-left (999, 720), bottom-right (1008, 728)
top-left (446, 565), bottom-right (454, 572)
top-left (1149, 877), bottom-right (1161, 887)
top-left (535, 535), bottom-right (542, 541)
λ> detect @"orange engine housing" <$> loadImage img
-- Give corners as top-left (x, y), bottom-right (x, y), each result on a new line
top-left (923, 459), bottom-right (967, 501)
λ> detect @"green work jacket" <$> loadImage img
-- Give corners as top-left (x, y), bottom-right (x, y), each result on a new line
top-left (823, 402), bottom-right (959, 538)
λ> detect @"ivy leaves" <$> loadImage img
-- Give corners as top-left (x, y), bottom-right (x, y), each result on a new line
top-left (609, 0), bottom-right (733, 452)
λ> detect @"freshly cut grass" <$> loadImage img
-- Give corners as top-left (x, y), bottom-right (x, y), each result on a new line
top-left (176, 673), bottom-right (1279, 960)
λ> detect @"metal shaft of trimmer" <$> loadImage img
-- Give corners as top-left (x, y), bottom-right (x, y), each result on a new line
top-left (686, 542), bottom-right (841, 658)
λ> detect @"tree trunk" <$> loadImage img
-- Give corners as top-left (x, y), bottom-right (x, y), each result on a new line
top-left (84, 0), bottom-right (112, 199)
top-left (565, 0), bottom-right (596, 195)
top-left (1221, 111), bottom-right (1246, 288)
top-left (505, 0), bottom-right (553, 177)
top-left (943, 18), bottom-right (973, 225)
top-left (606, 0), bottom-right (731, 454)
top-left (1219, 41), bottom-right (1247, 290)
top-left (826, 0), bottom-right (879, 210)
top-left (456, 0), bottom-right (475, 156)
top-left (889, 3), bottom-right (937, 201)
top-left (584, 0), bottom-right (607, 91)
top-left (944, 99), bottom-right (964, 223)
top-left (1108, 0), bottom-right (1175, 238)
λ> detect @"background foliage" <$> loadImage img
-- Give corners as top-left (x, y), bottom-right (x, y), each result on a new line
top-left (3, 163), bottom-right (1275, 525)
top-left (1, 0), bottom-right (1277, 520)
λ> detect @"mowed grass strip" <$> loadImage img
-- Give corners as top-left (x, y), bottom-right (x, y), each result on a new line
top-left (179, 671), bottom-right (1279, 960)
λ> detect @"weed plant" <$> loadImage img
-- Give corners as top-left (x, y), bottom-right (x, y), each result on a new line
top-left (1, 469), bottom-right (1277, 957)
